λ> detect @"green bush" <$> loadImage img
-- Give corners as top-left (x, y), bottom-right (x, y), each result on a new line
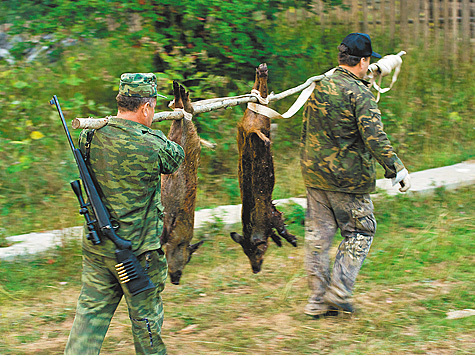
top-left (0, 1), bottom-right (473, 239)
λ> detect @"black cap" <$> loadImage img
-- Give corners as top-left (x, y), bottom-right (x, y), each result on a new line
top-left (341, 33), bottom-right (381, 59)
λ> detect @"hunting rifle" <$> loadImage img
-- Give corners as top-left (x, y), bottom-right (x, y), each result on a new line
top-left (50, 95), bottom-right (155, 296)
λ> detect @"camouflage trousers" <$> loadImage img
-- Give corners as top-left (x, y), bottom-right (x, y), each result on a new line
top-left (304, 188), bottom-right (376, 305)
top-left (65, 248), bottom-right (168, 355)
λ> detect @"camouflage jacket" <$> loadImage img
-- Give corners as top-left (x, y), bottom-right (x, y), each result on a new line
top-left (300, 67), bottom-right (405, 194)
top-left (78, 117), bottom-right (184, 258)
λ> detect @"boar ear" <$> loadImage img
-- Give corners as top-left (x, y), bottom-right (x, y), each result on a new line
top-left (188, 240), bottom-right (204, 255)
top-left (230, 232), bottom-right (244, 245)
top-left (186, 241), bottom-right (204, 264)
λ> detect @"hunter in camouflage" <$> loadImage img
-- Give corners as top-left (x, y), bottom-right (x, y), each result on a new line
top-left (300, 33), bottom-right (411, 318)
top-left (78, 117), bottom-right (184, 259)
top-left (300, 66), bottom-right (406, 193)
top-left (65, 73), bottom-right (184, 354)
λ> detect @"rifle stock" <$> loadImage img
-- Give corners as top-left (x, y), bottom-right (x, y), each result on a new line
top-left (50, 95), bottom-right (155, 296)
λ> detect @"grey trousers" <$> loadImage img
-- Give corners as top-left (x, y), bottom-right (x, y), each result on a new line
top-left (304, 187), bottom-right (376, 304)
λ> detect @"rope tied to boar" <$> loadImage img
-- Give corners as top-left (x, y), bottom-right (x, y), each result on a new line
top-left (247, 67), bottom-right (336, 119)
top-left (250, 89), bottom-right (269, 105)
top-left (72, 51), bottom-right (405, 130)
top-left (173, 108), bottom-right (193, 121)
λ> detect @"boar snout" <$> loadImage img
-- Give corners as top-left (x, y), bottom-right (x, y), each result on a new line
top-left (170, 270), bottom-right (182, 285)
top-left (251, 260), bottom-right (263, 274)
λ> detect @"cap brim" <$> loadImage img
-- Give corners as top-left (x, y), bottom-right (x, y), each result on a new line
top-left (157, 93), bottom-right (169, 99)
top-left (372, 51), bottom-right (382, 59)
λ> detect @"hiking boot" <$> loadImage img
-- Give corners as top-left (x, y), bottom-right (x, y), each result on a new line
top-left (324, 294), bottom-right (354, 315)
top-left (304, 301), bottom-right (330, 318)
top-left (326, 301), bottom-right (354, 315)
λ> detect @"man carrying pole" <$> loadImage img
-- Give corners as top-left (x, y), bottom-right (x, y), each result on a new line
top-left (300, 33), bottom-right (411, 318)
top-left (64, 73), bottom-right (184, 354)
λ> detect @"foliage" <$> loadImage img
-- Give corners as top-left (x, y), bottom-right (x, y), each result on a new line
top-left (0, 3), bottom-right (473, 352)
top-left (0, 1), bottom-right (474, 241)
top-left (0, 0), bottom-right (340, 80)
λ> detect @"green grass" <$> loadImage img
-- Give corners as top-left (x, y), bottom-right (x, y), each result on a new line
top-left (0, 187), bottom-right (473, 354)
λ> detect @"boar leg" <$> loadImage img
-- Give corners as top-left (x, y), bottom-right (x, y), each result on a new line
top-left (180, 84), bottom-right (194, 115)
top-left (173, 80), bottom-right (184, 109)
top-left (270, 231), bottom-right (282, 247)
top-left (250, 128), bottom-right (271, 146)
top-left (160, 212), bottom-right (177, 245)
top-left (271, 205), bottom-right (298, 247)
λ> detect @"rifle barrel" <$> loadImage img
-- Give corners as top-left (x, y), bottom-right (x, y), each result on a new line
top-left (50, 95), bottom-right (76, 151)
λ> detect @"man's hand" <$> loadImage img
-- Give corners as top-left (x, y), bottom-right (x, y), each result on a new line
top-left (399, 174), bottom-right (411, 192)
top-left (392, 168), bottom-right (411, 192)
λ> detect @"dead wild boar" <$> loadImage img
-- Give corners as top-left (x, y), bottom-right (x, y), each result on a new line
top-left (161, 81), bottom-right (203, 285)
top-left (231, 63), bottom-right (297, 273)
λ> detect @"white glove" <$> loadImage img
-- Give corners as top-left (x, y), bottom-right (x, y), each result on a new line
top-left (399, 174), bottom-right (411, 192)
top-left (392, 168), bottom-right (411, 192)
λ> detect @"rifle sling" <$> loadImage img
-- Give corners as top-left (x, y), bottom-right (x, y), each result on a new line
top-left (84, 129), bottom-right (96, 163)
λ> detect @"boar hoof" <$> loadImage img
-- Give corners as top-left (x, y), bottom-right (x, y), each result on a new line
top-left (284, 234), bottom-right (298, 247)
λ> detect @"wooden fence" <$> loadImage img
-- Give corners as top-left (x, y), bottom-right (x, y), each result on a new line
top-left (288, 0), bottom-right (474, 63)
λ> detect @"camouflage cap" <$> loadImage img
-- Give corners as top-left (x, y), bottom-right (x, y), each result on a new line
top-left (119, 73), bottom-right (166, 98)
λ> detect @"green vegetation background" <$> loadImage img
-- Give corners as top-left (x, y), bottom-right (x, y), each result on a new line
top-left (0, 2), bottom-right (473, 354)
top-left (0, 0), bottom-right (474, 242)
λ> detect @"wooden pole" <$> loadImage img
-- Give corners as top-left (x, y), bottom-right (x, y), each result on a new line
top-left (434, 0), bottom-right (440, 50)
top-left (72, 94), bottom-right (262, 129)
top-left (390, 0), bottom-right (396, 46)
top-left (400, 0), bottom-right (408, 47)
top-left (452, 0), bottom-right (459, 59)
top-left (414, 0), bottom-right (421, 46)
top-left (443, 0), bottom-right (450, 66)
top-left (362, 0), bottom-right (368, 33)
top-left (378, 0), bottom-right (386, 52)
top-left (461, 0), bottom-right (470, 62)
top-left (72, 72), bottom-right (333, 130)
top-left (424, 0), bottom-right (430, 49)
top-left (352, 0), bottom-right (359, 31)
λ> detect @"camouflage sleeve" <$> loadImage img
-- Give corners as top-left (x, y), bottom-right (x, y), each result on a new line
top-left (154, 131), bottom-right (185, 174)
top-left (355, 89), bottom-right (405, 178)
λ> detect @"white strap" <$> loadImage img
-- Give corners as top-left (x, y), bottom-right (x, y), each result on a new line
top-left (250, 89), bottom-right (269, 105)
top-left (281, 81), bottom-right (316, 118)
top-left (247, 67), bottom-right (336, 120)
top-left (367, 51), bottom-right (405, 102)
top-left (281, 67), bottom-right (335, 118)
top-left (247, 102), bottom-right (282, 119)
